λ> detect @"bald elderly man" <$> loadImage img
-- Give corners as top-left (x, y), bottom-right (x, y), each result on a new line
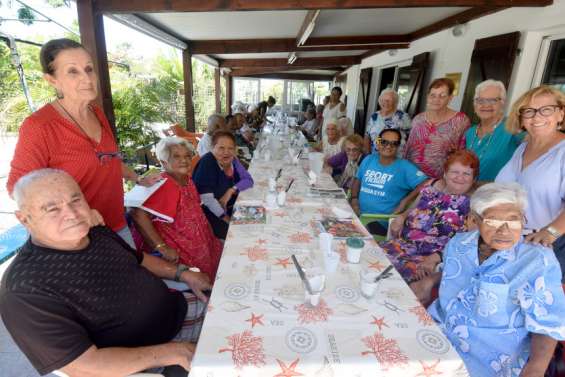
top-left (0, 169), bottom-right (211, 377)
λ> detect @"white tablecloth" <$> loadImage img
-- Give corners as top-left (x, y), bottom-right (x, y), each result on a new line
top-left (190, 133), bottom-right (468, 377)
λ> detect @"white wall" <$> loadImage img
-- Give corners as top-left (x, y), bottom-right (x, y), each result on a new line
top-left (346, 0), bottom-right (565, 127)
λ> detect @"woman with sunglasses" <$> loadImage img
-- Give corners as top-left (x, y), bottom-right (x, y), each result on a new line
top-left (7, 39), bottom-right (158, 247)
top-left (404, 78), bottom-right (471, 178)
top-left (496, 85), bottom-right (565, 277)
top-left (380, 150), bottom-right (478, 282)
top-left (415, 183), bottom-right (565, 377)
top-left (465, 80), bottom-right (524, 182)
top-left (351, 129), bottom-right (428, 236)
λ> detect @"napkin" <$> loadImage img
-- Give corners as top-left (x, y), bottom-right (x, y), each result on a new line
top-left (332, 206), bottom-right (353, 219)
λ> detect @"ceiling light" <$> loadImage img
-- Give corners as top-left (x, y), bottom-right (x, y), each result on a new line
top-left (288, 52), bottom-right (297, 64)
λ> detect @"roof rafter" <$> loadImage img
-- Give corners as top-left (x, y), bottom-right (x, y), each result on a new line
top-left (220, 56), bottom-right (361, 68)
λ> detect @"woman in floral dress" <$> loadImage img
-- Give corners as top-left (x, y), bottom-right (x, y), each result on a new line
top-left (380, 150), bottom-right (478, 282)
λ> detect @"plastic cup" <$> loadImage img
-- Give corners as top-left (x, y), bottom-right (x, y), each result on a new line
top-left (346, 237), bottom-right (365, 264)
top-left (264, 150), bottom-right (271, 162)
top-left (265, 192), bottom-right (278, 209)
top-left (323, 251), bottom-right (340, 273)
top-left (276, 191), bottom-right (286, 206)
top-left (268, 177), bottom-right (277, 192)
top-left (319, 232), bottom-right (334, 254)
top-left (308, 152), bottom-right (324, 175)
top-left (359, 268), bottom-right (380, 299)
top-left (303, 268), bottom-right (326, 306)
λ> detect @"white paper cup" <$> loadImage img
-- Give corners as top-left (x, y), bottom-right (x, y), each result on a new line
top-left (268, 178), bottom-right (277, 192)
top-left (360, 269), bottom-right (380, 299)
top-left (303, 270), bottom-right (326, 306)
top-left (276, 191), bottom-right (286, 206)
top-left (265, 193), bottom-right (278, 209)
top-left (323, 251), bottom-right (340, 273)
top-left (319, 232), bottom-right (334, 254)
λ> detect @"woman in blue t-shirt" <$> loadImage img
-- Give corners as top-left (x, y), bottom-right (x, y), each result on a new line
top-left (351, 129), bottom-right (428, 235)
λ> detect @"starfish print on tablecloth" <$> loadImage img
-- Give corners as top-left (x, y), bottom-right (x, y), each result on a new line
top-left (245, 313), bottom-right (265, 328)
top-left (370, 315), bottom-right (389, 331)
top-left (415, 359), bottom-right (442, 376)
top-left (295, 299), bottom-right (333, 324)
top-left (336, 241), bottom-right (348, 263)
top-left (316, 207), bottom-right (332, 216)
top-left (368, 260), bottom-right (386, 271)
top-left (409, 305), bottom-right (434, 326)
top-left (241, 245), bottom-right (268, 261)
top-left (274, 257), bottom-right (292, 269)
top-left (273, 210), bottom-right (288, 217)
top-left (286, 196), bottom-right (303, 204)
top-left (361, 332), bottom-right (408, 369)
top-left (288, 232), bottom-right (313, 244)
top-left (218, 330), bottom-right (266, 369)
top-left (273, 358), bottom-right (304, 377)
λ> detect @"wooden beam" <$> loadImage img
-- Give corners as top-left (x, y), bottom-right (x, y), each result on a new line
top-left (234, 72), bottom-right (335, 81)
top-left (230, 66), bottom-right (339, 76)
top-left (214, 68), bottom-right (221, 113)
top-left (220, 56), bottom-right (361, 68)
top-left (76, 0), bottom-right (116, 137)
top-left (95, 0), bottom-right (553, 13)
top-left (226, 75), bottom-right (233, 115)
top-left (408, 6), bottom-right (506, 41)
top-left (296, 10), bottom-right (320, 46)
top-left (182, 49), bottom-right (195, 132)
top-left (190, 39), bottom-right (408, 54)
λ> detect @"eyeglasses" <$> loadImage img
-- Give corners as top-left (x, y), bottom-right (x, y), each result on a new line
top-left (96, 151), bottom-right (123, 165)
top-left (345, 147), bottom-right (361, 153)
top-left (474, 97), bottom-right (501, 105)
top-left (519, 105), bottom-right (562, 119)
top-left (428, 93), bottom-right (449, 100)
top-left (377, 139), bottom-right (401, 147)
top-left (479, 216), bottom-right (523, 230)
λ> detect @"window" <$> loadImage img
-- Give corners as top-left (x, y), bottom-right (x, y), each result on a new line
top-left (542, 38), bottom-right (565, 93)
top-left (233, 78), bottom-right (260, 105)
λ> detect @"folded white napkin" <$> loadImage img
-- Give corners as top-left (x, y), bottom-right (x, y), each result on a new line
top-left (332, 206), bottom-right (353, 219)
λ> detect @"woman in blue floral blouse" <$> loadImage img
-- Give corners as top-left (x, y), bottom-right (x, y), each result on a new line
top-left (380, 150), bottom-right (478, 282)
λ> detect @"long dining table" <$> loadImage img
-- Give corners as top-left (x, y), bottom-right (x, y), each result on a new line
top-left (189, 126), bottom-right (469, 377)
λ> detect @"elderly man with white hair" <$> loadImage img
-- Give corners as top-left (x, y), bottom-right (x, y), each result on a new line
top-left (197, 114), bottom-right (226, 157)
top-left (465, 79), bottom-right (524, 181)
top-left (0, 169), bottom-right (210, 377)
top-left (364, 88), bottom-right (411, 154)
top-left (413, 182), bottom-right (565, 377)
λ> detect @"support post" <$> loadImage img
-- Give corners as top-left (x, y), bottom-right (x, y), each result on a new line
top-left (76, 0), bottom-right (116, 137)
top-left (182, 49), bottom-right (195, 131)
top-left (226, 74), bottom-right (233, 115)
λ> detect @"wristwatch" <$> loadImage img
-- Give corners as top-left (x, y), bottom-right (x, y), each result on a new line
top-left (174, 264), bottom-right (200, 281)
top-left (546, 226), bottom-right (562, 239)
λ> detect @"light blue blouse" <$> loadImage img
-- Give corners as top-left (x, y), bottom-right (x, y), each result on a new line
top-left (429, 231), bottom-right (565, 377)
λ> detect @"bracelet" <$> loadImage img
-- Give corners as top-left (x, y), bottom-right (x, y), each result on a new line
top-left (174, 264), bottom-right (190, 282)
top-left (546, 226), bottom-right (561, 239)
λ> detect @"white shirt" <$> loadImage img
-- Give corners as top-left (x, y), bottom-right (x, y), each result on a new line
top-left (322, 102), bottom-right (346, 143)
top-left (197, 133), bottom-right (212, 156)
top-left (323, 137), bottom-right (344, 159)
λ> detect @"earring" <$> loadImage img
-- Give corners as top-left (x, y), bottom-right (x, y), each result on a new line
top-left (56, 90), bottom-right (64, 99)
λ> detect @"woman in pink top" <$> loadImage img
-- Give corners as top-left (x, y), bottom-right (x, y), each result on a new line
top-left (404, 78), bottom-right (471, 178)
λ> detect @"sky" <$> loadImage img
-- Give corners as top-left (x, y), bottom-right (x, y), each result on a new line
top-left (0, 0), bottom-right (178, 59)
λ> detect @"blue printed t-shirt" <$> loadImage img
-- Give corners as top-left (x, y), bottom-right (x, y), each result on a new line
top-left (356, 154), bottom-right (427, 214)
top-left (465, 119), bottom-right (524, 181)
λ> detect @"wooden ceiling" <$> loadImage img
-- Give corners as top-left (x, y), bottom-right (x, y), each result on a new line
top-left (92, 0), bottom-right (553, 79)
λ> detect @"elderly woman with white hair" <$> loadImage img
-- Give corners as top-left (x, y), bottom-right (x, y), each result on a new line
top-left (131, 136), bottom-right (223, 280)
top-left (364, 88), bottom-right (411, 154)
top-left (465, 79), bottom-right (524, 181)
top-left (197, 114), bottom-right (226, 157)
top-left (412, 182), bottom-right (565, 377)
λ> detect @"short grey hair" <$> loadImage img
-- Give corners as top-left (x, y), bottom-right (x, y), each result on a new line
top-left (378, 88), bottom-right (399, 105)
top-left (156, 136), bottom-right (195, 163)
top-left (470, 182), bottom-right (527, 216)
top-left (13, 168), bottom-right (70, 207)
top-left (474, 79), bottom-right (506, 102)
top-left (207, 114), bottom-right (225, 135)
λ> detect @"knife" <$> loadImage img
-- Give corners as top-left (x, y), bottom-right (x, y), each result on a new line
top-left (291, 254), bottom-right (313, 294)
top-left (374, 265), bottom-right (394, 283)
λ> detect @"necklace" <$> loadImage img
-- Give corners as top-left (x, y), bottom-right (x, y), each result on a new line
top-left (470, 119), bottom-right (501, 161)
top-left (57, 100), bottom-right (99, 148)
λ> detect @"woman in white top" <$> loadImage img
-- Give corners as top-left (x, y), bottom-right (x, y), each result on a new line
top-left (322, 86), bottom-right (346, 143)
top-left (495, 85), bottom-right (565, 277)
top-left (320, 119), bottom-right (344, 162)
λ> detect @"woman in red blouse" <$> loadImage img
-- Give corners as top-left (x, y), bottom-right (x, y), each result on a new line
top-left (7, 38), bottom-right (157, 247)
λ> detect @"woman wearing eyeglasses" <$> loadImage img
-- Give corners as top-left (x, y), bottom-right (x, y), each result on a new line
top-left (404, 78), bottom-right (471, 178)
top-left (7, 39), bottom-right (157, 247)
top-left (465, 80), bottom-right (524, 182)
top-left (496, 85), bottom-right (565, 277)
top-left (415, 183), bottom-right (565, 377)
top-left (351, 129), bottom-right (428, 236)
top-left (325, 134), bottom-right (367, 191)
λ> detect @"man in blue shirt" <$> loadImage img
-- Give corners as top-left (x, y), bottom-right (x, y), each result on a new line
top-left (350, 129), bottom-right (427, 235)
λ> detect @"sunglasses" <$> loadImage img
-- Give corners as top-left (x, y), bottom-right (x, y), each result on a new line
top-left (480, 217), bottom-right (523, 230)
top-left (377, 139), bottom-right (401, 147)
top-left (96, 151), bottom-right (123, 165)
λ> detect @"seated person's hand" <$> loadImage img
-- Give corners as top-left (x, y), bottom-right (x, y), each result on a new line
top-left (138, 172), bottom-right (162, 187)
top-left (350, 198), bottom-right (360, 216)
top-left (159, 245), bottom-right (179, 264)
top-left (170, 342), bottom-right (196, 371)
top-left (409, 274), bottom-right (437, 307)
top-left (180, 271), bottom-right (212, 302)
top-left (88, 209), bottom-right (105, 227)
top-left (221, 215), bottom-right (231, 224)
top-left (414, 253), bottom-right (441, 280)
top-left (389, 216), bottom-right (404, 238)
top-left (525, 228), bottom-right (558, 248)
top-left (219, 189), bottom-right (236, 209)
